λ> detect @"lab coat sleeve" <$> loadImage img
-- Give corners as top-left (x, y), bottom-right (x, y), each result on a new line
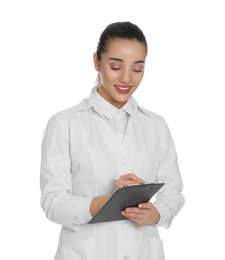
top-left (40, 114), bottom-right (93, 231)
top-left (153, 118), bottom-right (185, 229)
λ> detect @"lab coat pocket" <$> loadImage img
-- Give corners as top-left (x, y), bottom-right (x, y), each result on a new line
top-left (54, 238), bottom-right (95, 260)
top-left (55, 225), bottom-right (95, 260)
top-left (147, 237), bottom-right (166, 260)
top-left (137, 226), bottom-right (165, 259)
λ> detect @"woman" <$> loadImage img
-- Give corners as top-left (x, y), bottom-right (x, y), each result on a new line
top-left (41, 22), bottom-right (185, 260)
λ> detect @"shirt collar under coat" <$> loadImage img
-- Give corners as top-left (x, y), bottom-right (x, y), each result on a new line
top-left (70, 87), bottom-right (151, 118)
top-left (91, 87), bottom-right (137, 120)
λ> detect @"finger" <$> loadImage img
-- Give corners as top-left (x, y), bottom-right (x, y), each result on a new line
top-left (122, 211), bottom-right (144, 220)
top-left (116, 179), bottom-right (138, 189)
top-left (129, 174), bottom-right (145, 184)
top-left (126, 180), bottom-right (141, 185)
top-left (122, 211), bottom-right (151, 227)
top-left (123, 173), bottom-right (145, 184)
top-left (122, 211), bottom-right (147, 226)
top-left (125, 207), bottom-right (145, 214)
top-left (124, 207), bottom-right (148, 218)
top-left (123, 180), bottom-right (141, 185)
top-left (138, 202), bottom-right (153, 209)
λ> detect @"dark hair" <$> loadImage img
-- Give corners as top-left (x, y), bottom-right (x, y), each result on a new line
top-left (96, 22), bottom-right (147, 61)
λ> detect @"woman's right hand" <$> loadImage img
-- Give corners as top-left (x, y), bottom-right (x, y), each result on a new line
top-left (115, 173), bottom-right (145, 190)
top-left (90, 174), bottom-right (145, 217)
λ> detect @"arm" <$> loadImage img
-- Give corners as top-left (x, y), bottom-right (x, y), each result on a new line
top-left (90, 174), bottom-right (145, 216)
top-left (90, 195), bottom-right (111, 216)
top-left (121, 118), bottom-right (185, 228)
top-left (40, 115), bottom-right (94, 231)
top-left (153, 118), bottom-right (185, 228)
top-left (40, 115), bottom-right (148, 230)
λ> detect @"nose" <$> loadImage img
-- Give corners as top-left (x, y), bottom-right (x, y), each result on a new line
top-left (119, 68), bottom-right (131, 84)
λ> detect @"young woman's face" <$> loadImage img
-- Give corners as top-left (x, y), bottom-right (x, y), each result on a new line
top-left (94, 39), bottom-right (147, 108)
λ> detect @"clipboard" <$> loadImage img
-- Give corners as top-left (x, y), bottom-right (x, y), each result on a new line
top-left (89, 183), bottom-right (164, 224)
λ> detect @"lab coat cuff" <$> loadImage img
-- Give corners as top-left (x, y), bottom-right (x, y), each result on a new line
top-left (72, 196), bottom-right (93, 226)
top-left (153, 201), bottom-right (171, 228)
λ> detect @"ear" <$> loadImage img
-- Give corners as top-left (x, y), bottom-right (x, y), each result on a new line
top-left (93, 52), bottom-right (100, 72)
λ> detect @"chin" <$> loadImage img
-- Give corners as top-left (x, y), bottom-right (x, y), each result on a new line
top-left (114, 96), bottom-right (130, 105)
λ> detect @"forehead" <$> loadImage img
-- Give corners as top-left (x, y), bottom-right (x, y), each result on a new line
top-left (103, 38), bottom-right (146, 61)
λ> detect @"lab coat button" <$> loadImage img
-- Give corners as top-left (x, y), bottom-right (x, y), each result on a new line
top-left (124, 223), bottom-right (129, 229)
top-left (122, 160), bottom-right (127, 165)
top-left (124, 256), bottom-right (129, 260)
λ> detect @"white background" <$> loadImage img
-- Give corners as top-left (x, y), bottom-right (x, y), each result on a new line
top-left (1, 0), bottom-right (225, 259)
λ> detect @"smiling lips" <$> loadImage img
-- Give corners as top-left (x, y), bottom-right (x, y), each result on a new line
top-left (114, 84), bottom-right (132, 94)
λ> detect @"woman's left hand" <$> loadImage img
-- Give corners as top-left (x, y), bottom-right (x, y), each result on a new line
top-left (122, 202), bottom-right (160, 227)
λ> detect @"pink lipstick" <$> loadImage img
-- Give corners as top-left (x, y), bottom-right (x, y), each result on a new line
top-left (114, 85), bottom-right (132, 94)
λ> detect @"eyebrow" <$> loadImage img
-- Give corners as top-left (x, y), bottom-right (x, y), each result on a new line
top-left (108, 58), bottom-right (145, 64)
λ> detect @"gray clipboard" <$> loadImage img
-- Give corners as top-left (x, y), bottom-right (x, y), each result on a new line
top-left (89, 183), bottom-right (164, 224)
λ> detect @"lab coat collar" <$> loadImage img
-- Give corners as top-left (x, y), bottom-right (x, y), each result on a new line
top-left (92, 87), bottom-right (119, 120)
top-left (70, 87), bottom-right (151, 118)
top-left (90, 87), bottom-right (138, 120)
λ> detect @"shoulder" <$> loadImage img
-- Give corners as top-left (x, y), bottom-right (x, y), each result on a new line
top-left (137, 106), bottom-right (176, 151)
top-left (136, 105), bottom-right (171, 143)
top-left (137, 105), bottom-right (166, 126)
top-left (45, 97), bottom-right (93, 130)
top-left (130, 96), bottom-right (166, 126)
top-left (51, 98), bottom-right (92, 120)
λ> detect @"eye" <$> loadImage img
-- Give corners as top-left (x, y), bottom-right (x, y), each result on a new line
top-left (133, 69), bottom-right (142, 73)
top-left (110, 66), bottom-right (121, 71)
top-left (132, 64), bottom-right (144, 73)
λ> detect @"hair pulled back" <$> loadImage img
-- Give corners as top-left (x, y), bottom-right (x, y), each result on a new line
top-left (96, 22), bottom-right (147, 61)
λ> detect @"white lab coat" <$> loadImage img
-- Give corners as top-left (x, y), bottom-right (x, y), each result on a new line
top-left (40, 87), bottom-right (185, 260)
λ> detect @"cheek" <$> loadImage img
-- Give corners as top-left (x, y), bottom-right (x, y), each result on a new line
top-left (102, 68), bottom-right (118, 83)
top-left (133, 73), bottom-right (144, 85)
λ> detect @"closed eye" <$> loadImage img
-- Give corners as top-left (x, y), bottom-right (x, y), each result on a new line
top-left (110, 66), bottom-right (121, 71)
top-left (132, 64), bottom-right (144, 73)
